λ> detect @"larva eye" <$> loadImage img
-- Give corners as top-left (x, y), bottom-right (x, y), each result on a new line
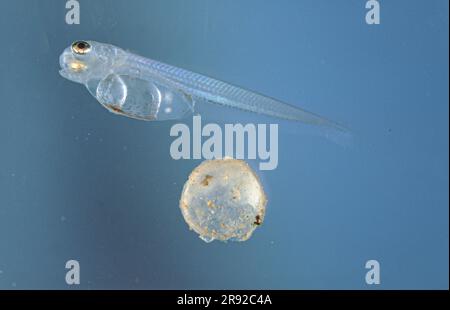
top-left (71, 41), bottom-right (91, 55)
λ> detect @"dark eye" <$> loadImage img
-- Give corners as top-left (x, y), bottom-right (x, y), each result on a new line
top-left (71, 41), bottom-right (91, 55)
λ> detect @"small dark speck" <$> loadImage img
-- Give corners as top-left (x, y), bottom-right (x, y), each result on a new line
top-left (201, 175), bottom-right (213, 186)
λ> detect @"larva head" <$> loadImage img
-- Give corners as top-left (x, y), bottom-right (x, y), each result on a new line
top-left (59, 40), bottom-right (124, 84)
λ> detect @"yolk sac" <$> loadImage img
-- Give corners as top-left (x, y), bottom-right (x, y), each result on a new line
top-left (179, 158), bottom-right (267, 243)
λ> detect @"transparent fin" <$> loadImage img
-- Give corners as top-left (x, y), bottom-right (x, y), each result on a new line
top-left (86, 74), bottom-right (194, 121)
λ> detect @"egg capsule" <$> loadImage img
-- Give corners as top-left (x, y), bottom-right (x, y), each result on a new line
top-left (180, 158), bottom-right (267, 243)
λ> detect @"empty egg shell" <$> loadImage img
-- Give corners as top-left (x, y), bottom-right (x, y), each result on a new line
top-left (180, 158), bottom-right (267, 242)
